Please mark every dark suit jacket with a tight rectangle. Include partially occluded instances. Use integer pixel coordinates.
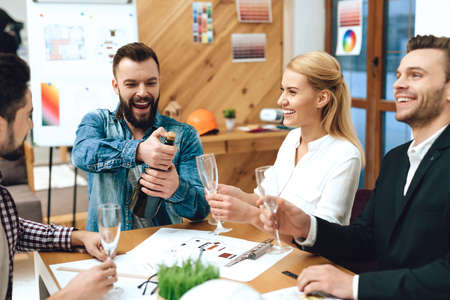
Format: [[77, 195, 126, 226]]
[[308, 124, 450, 299]]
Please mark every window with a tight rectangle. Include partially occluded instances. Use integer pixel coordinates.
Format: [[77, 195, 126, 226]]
[[326, 0, 416, 188]]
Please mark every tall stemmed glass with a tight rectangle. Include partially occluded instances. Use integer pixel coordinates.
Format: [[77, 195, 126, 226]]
[[196, 153, 232, 235], [255, 166, 290, 254], [98, 203, 123, 295]]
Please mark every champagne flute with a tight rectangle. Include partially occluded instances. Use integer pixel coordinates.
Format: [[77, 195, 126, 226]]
[[255, 166, 291, 254], [196, 153, 232, 235], [98, 203, 123, 296]]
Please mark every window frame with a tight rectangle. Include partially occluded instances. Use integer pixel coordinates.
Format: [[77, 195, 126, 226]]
[[325, 0, 398, 188]]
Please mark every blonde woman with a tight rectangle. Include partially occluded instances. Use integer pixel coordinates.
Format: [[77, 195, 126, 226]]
[[207, 51, 364, 227]]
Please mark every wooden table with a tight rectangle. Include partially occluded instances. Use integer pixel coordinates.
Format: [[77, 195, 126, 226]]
[[35, 221, 350, 299], [200, 130, 289, 155]]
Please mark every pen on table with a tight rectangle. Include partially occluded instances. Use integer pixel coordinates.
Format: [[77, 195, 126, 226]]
[[282, 270, 298, 279], [282, 272, 335, 299]]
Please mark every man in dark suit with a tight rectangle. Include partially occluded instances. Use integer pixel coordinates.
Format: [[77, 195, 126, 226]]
[[259, 35, 450, 299]]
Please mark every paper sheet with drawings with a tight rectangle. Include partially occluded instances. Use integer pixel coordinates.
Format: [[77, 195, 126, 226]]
[[49, 254, 158, 299], [263, 286, 342, 300], [127, 228, 292, 282], [49, 227, 292, 299]]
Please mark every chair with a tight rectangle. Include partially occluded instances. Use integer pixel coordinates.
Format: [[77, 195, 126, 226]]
[[350, 188, 372, 224], [0, 141, 42, 222], [339, 188, 378, 273]]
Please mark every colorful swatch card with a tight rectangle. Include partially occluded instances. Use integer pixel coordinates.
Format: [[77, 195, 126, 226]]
[[336, 0, 363, 56], [193, 2, 213, 44], [231, 33, 266, 63], [236, 0, 272, 23], [41, 82, 60, 126]]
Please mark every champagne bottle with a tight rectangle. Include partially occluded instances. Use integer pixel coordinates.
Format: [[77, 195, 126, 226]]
[[129, 131, 176, 218]]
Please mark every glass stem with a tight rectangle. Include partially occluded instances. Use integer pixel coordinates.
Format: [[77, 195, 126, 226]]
[[216, 220, 225, 230], [273, 218, 282, 247], [274, 229, 282, 248]]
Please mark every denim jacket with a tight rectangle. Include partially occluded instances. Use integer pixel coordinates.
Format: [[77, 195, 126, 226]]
[[72, 109, 209, 231]]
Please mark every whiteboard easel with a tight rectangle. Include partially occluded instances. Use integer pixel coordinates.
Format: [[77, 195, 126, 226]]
[[27, 0, 138, 147], [26, 0, 138, 224]]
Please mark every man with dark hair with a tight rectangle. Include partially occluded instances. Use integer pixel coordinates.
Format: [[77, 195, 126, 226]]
[[0, 54, 117, 300], [259, 34, 450, 299], [72, 42, 209, 231]]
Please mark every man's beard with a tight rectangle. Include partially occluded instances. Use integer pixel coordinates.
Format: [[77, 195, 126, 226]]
[[1, 128, 25, 161], [397, 86, 445, 128], [119, 94, 159, 129]]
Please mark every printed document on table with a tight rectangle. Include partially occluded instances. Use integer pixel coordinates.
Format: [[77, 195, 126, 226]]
[[127, 228, 292, 282], [263, 286, 342, 300], [50, 254, 157, 299]]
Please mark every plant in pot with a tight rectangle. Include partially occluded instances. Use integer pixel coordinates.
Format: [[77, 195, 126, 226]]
[[157, 258, 220, 300], [223, 108, 236, 132]]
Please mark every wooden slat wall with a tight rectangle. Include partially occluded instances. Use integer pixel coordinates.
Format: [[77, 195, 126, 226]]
[[137, 0, 284, 192], [137, 0, 283, 127]]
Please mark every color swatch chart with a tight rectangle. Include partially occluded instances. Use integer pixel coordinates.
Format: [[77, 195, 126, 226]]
[[339, 0, 361, 27], [236, 0, 272, 23], [232, 33, 266, 63], [192, 2, 213, 44], [336, 0, 362, 56], [41, 82, 60, 126]]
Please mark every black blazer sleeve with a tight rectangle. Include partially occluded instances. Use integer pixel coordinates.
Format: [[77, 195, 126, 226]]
[[305, 125, 450, 300]]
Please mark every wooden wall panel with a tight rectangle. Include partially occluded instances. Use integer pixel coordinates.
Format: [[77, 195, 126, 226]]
[[137, 0, 283, 128], [137, 0, 284, 192], [202, 131, 288, 191], [217, 151, 278, 193]]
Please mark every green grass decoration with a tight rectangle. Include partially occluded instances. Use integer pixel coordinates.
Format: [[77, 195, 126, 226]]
[[157, 258, 220, 300]]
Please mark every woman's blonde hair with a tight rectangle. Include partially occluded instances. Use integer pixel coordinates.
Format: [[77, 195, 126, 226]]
[[287, 51, 365, 166]]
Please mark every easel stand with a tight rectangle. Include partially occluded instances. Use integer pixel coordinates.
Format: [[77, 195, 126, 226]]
[[46, 147, 53, 224], [46, 146, 78, 227]]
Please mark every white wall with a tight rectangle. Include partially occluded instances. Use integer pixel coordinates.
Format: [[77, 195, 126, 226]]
[[0, 0, 26, 20], [415, 0, 450, 37], [284, 0, 326, 68]]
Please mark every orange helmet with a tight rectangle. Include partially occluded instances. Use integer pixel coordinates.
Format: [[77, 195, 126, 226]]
[[186, 108, 219, 136]]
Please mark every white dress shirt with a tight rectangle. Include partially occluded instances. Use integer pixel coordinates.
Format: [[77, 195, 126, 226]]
[[256, 128, 362, 225], [298, 124, 448, 300]]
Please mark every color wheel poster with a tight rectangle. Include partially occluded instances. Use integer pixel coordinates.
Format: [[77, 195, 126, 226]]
[[336, 0, 362, 56]]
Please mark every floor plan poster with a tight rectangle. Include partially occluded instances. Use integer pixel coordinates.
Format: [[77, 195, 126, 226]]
[[27, 0, 138, 146], [336, 0, 363, 56], [96, 27, 129, 63], [236, 0, 272, 23], [41, 82, 60, 126], [192, 2, 213, 44], [44, 25, 86, 61]]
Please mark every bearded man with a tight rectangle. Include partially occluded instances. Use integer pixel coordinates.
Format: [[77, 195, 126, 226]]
[[72, 43, 209, 231], [0, 53, 117, 300]]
